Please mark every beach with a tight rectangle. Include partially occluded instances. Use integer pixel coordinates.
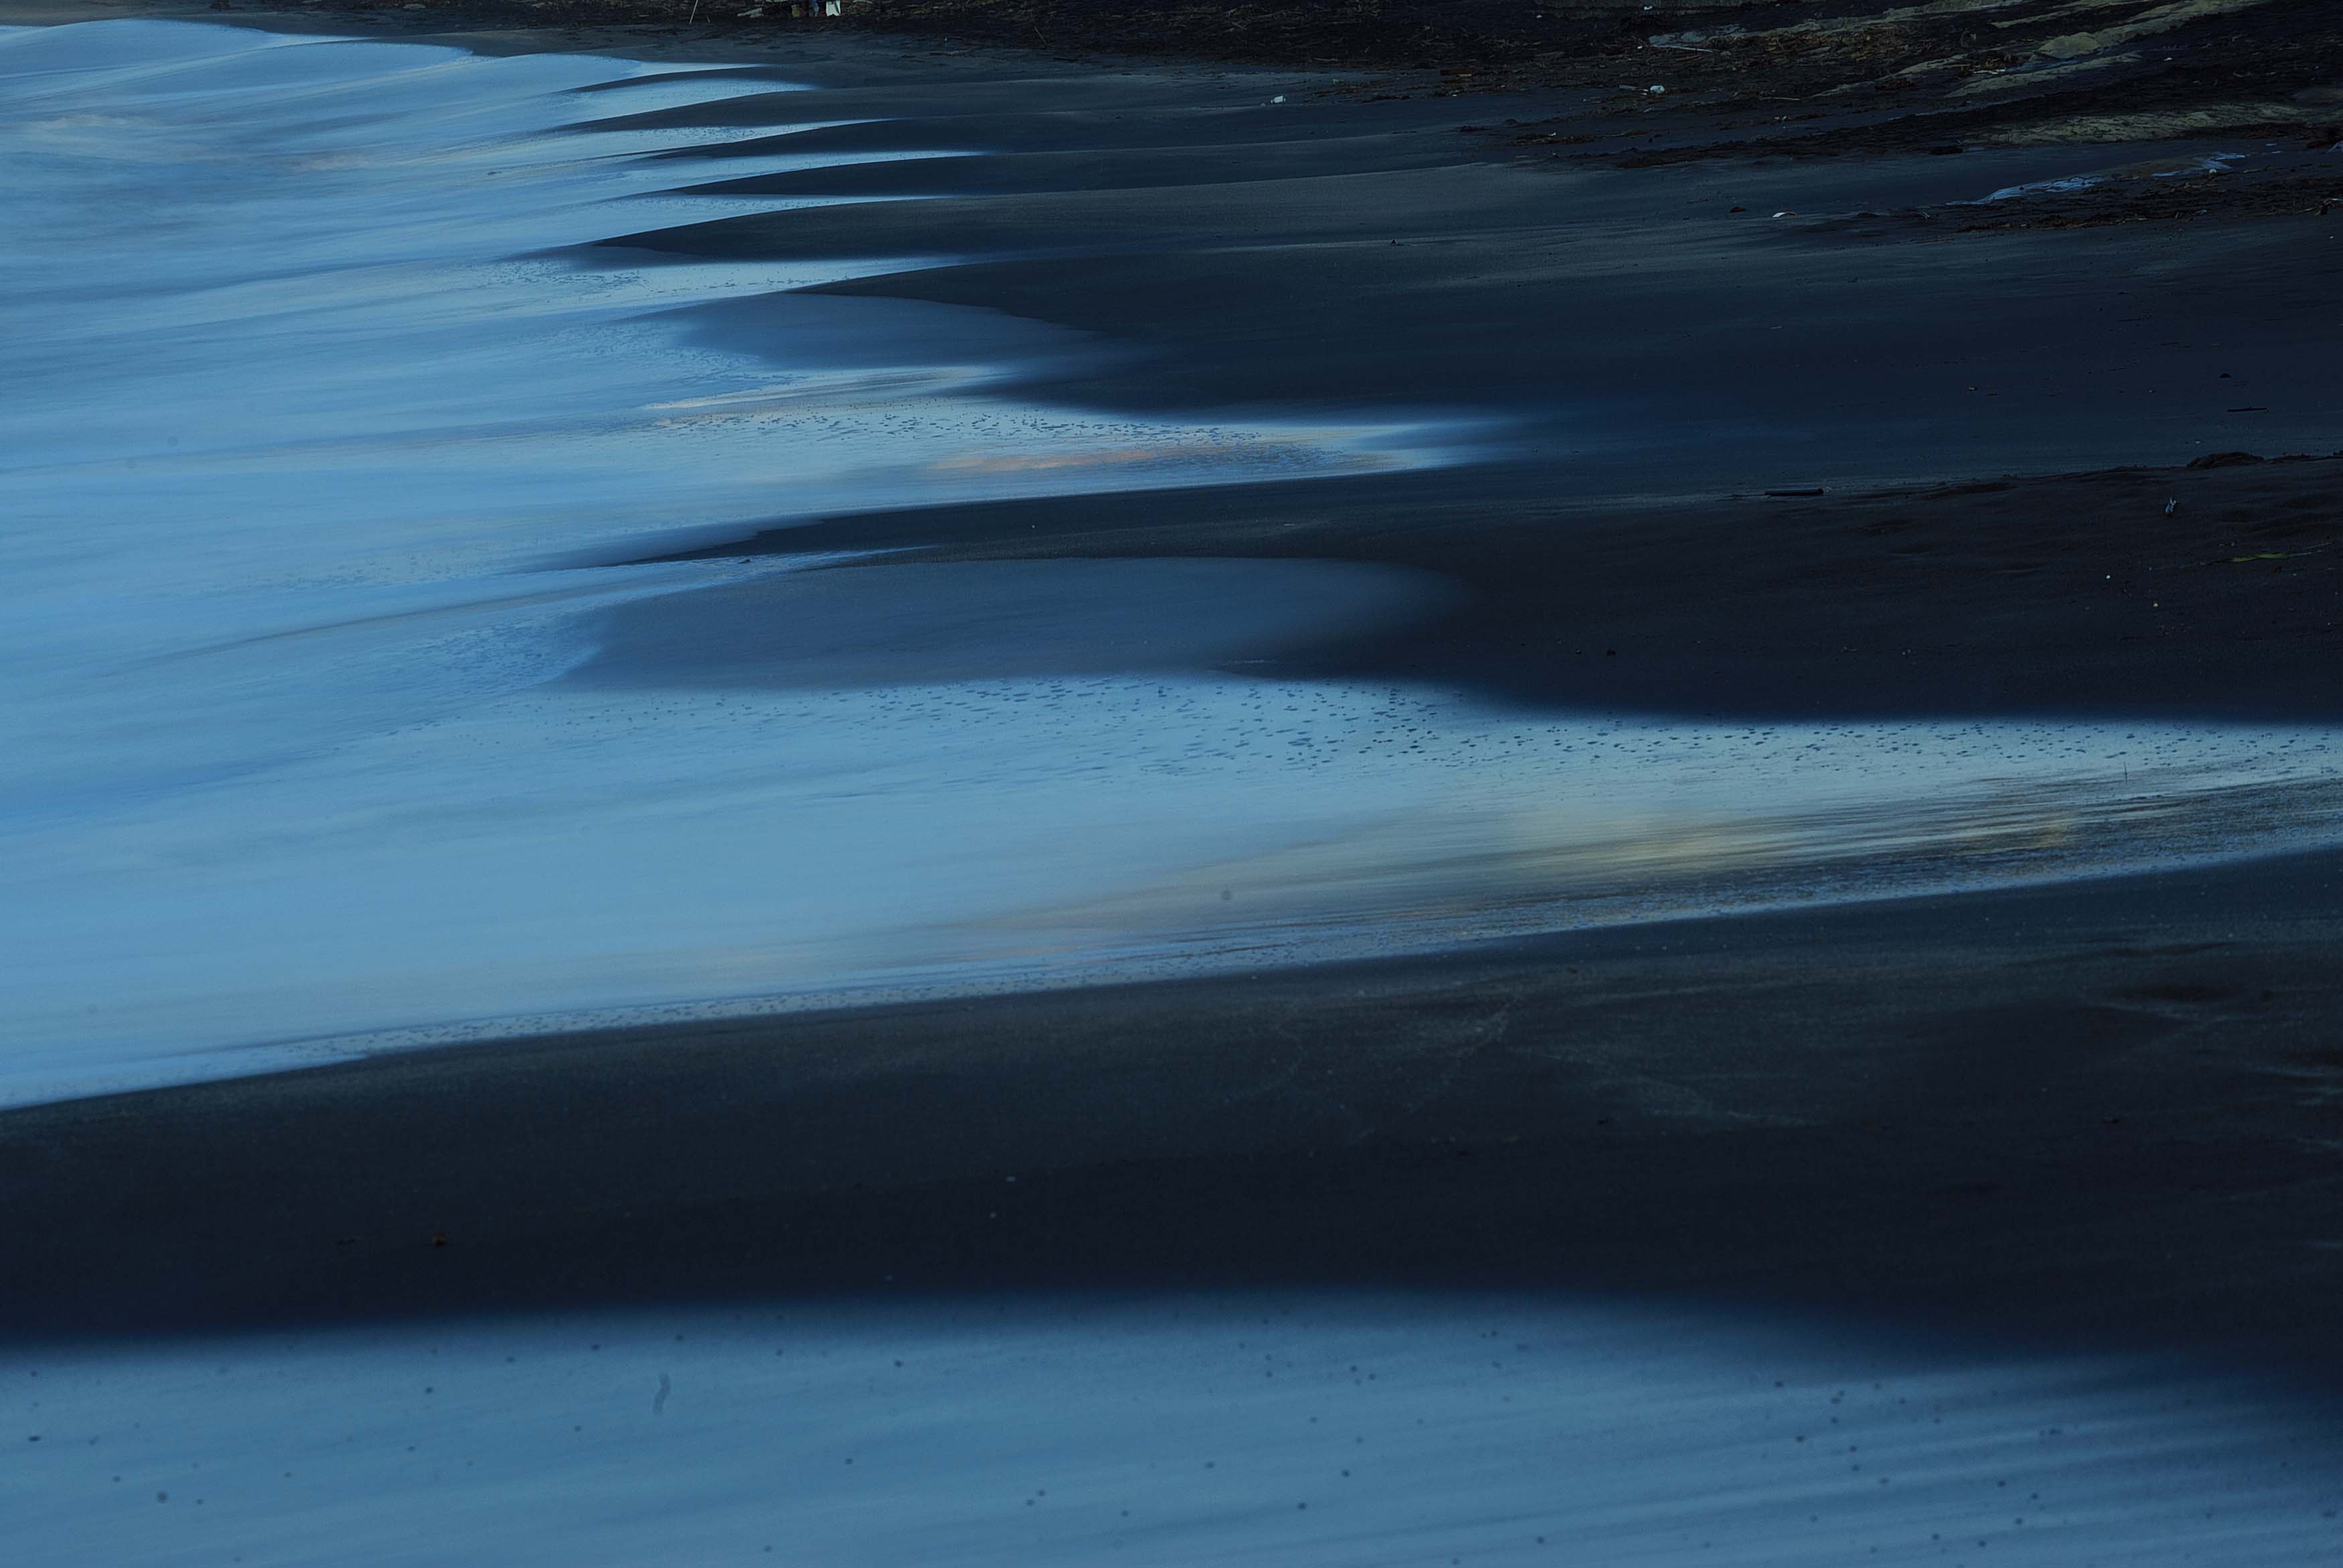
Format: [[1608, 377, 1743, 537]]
[[3, 3, 2340, 1561], [10, 845, 2343, 1359]]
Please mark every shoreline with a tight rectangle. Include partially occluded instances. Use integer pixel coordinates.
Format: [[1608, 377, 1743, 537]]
[[644, 452, 2343, 723], [5, 843, 2342, 1374], [3, 5, 2340, 1406]]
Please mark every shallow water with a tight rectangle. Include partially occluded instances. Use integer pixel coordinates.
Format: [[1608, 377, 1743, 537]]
[[9, 21, 2343, 1566], [5, 19, 2343, 1108], [7, 1293, 2340, 1566]]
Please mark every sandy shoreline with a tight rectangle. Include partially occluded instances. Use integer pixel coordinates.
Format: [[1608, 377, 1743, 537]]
[[2, 0, 2339, 1399], [650, 452, 2343, 722], [6, 14, 2343, 1561], [7, 845, 2342, 1381]]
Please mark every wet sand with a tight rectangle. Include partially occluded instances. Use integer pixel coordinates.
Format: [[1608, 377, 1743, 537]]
[[7, 845, 2343, 1382], [650, 452, 2343, 721], [3, 0, 2340, 1405], [569, 14, 2339, 725]]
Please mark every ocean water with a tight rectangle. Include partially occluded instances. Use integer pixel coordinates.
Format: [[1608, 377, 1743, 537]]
[[8, 1292, 2342, 1566], [8, 22, 2343, 1567], [5, 18, 2343, 1109]]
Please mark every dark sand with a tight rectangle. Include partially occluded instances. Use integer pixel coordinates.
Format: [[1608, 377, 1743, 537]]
[[588, 25, 2340, 721], [644, 453, 2343, 721], [7, 849, 2342, 1381], [3, 3, 2339, 1393]]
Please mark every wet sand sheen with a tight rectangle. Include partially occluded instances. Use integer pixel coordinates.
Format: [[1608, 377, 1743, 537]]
[[10, 1296, 2342, 1565], [8, 847, 2343, 1559]]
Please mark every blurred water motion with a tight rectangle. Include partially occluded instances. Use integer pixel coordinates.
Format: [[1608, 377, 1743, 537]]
[[2, 20, 2340, 1109], [7, 1293, 2340, 1567]]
